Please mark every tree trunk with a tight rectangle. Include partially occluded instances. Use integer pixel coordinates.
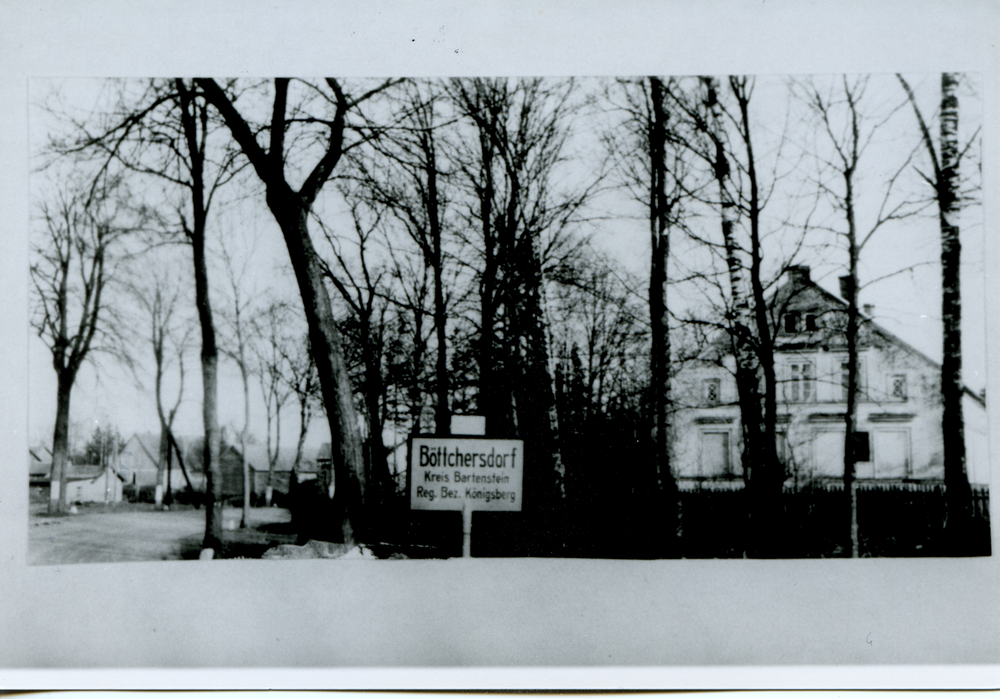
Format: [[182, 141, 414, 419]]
[[156, 424, 170, 507], [703, 78, 764, 475], [477, 127, 499, 434], [164, 434, 174, 507], [897, 72, 973, 552], [511, 226, 566, 507], [168, 430, 197, 504], [425, 134, 451, 436], [293, 396, 310, 471], [647, 76, 679, 554], [734, 77, 782, 558], [843, 260, 861, 558], [175, 78, 223, 551], [361, 313, 392, 521], [939, 72, 972, 545], [192, 202, 222, 550], [266, 188, 366, 545], [48, 371, 74, 514], [201, 353, 224, 550], [702, 76, 767, 555], [154, 332, 168, 508], [407, 305, 426, 436], [239, 363, 251, 528]]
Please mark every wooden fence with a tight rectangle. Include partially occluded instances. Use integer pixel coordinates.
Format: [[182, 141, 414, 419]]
[[674, 481, 990, 558], [461, 481, 991, 558]]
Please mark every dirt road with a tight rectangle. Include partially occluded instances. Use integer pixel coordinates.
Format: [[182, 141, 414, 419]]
[[29, 504, 292, 566]]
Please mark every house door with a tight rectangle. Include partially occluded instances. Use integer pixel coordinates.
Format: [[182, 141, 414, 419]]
[[874, 429, 910, 478], [700, 431, 730, 477]]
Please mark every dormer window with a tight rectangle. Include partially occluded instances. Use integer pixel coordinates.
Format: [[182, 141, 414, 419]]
[[783, 312, 799, 333]]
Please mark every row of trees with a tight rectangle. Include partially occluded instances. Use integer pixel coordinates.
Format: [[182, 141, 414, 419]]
[[31, 74, 980, 556]]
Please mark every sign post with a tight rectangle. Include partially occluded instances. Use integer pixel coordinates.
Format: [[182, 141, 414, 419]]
[[462, 502, 473, 557], [409, 437, 524, 557]]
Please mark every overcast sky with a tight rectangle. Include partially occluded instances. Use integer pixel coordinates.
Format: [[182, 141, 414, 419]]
[[26, 74, 986, 454]]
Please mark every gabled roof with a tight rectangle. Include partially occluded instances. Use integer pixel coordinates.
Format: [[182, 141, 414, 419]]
[[124, 432, 161, 463], [29, 445, 51, 461], [34, 462, 116, 482], [121, 432, 199, 465], [769, 266, 985, 408], [29, 455, 51, 478], [65, 463, 110, 481], [231, 444, 323, 473]]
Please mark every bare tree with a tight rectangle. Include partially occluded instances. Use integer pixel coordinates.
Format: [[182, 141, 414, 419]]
[[447, 78, 600, 510], [385, 233, 434, 437], [697, 77, 775, 550], [127, 264, 193, 507], [280, 333, 322, 498], [603, 76, 686, 553], [30, 176, 134, 514], [898, 73, 978, 548], [254, 301, 295, 507], [660, 75, 803, 555], [548, 256, 649, 520], [196, 77, 400, 545], [318, 194, 397, 518], [46, 77, 245, 550], [218, 231, 259, 528], [351, 80, 456, 435], [796, 75, 921, 556]]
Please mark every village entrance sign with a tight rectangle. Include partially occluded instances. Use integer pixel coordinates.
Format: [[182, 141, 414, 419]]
[[408, 436, 524, 556]]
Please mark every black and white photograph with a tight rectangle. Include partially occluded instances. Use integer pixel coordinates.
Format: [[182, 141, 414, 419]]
[[1, 0, 998, 687], [24, 72, 990, 563]]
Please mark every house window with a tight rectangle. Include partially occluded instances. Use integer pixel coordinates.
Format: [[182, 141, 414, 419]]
[[891, 374, 907, 401], [703, 378, 721, 406], [787, 362, 814, 402], [776, 431, 792, 471], [853, 431, 870, 463], [805, 314, 817, 331], [840, 359, 865, 401], [784, 312, 799, 333], [700, 431, 731, 477]]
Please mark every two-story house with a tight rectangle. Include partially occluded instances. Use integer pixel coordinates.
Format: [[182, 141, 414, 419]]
[[671, 265, 989, 489]]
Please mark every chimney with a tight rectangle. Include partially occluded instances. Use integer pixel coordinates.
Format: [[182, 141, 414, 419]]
[[787, 265, 811, 286], [839, 275, 855, 301], [863, 303, 874, 317]]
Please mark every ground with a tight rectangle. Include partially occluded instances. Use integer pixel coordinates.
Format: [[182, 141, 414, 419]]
[[29, 501, 295, 565]]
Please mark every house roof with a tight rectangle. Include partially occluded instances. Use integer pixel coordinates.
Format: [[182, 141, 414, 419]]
[[711, 265, 986, 408], [66, 463, 111, 481], [240, 444, 321, 473], [124, 432, 161, 463], [769, 266, 986, 408], [30, 447, 119, 481], [121, 432, 200, 466], [31, 461, 117, 482], [29, 455, 51, 478]]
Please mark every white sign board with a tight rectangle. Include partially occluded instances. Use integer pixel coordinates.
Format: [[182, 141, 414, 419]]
[[409, 438, 523, 512]]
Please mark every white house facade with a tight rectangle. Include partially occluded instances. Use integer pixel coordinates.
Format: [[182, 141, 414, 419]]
[[672, 266, 989, 489]]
